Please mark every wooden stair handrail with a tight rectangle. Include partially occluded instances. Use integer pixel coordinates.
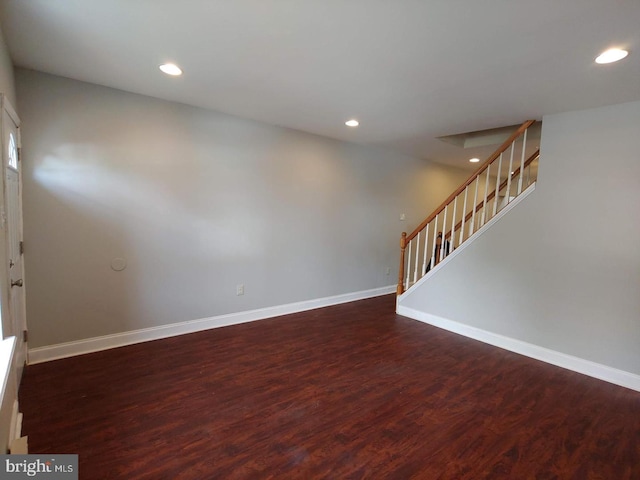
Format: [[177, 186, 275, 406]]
[[405, 119, 536, 243], [443, 149, 539, 241]]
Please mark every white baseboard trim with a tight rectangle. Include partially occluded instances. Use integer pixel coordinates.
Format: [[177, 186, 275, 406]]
[[29, 285, 396, 365], [397, 305, 640, 393]]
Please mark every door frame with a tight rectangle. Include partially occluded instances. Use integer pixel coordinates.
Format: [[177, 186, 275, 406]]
[[0, 94, 27, 377]]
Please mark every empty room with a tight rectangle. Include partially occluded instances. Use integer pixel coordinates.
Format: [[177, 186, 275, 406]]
[[0, 1, 638, 478]]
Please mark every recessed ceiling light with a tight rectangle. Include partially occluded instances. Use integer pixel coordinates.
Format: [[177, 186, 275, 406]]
[[595, 48, 629, 64], [345, 119, 359, 127], [159, 63, 183, 76], [469, 158, 480, 163]]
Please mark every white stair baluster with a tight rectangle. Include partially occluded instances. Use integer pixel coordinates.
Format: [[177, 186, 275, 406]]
[[481, 165, 490, 226], [413, 232, 420, 284], [493, 153, 503, 216], [459, 186, 468, 246], [506, 141, 515, 205], [450, 196, 457, 251], [470, 176, 479, 237], [517, 128, 528, 195], [440, 204, 448, 261], [422, 223, 429, 276], [405, 240, 412, 290], [431, 215, 439, 269]]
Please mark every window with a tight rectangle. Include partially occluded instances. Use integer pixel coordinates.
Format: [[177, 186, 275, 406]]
[[8, 133, 17, 169]]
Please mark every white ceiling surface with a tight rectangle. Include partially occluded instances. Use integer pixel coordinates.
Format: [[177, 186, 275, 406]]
[[1, 0, 639, 167]]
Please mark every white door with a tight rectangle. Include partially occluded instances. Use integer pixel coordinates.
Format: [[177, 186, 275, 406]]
[[2, 101, 26, 377]]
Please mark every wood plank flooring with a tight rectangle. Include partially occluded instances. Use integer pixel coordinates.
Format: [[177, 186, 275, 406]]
[[19, 295, 640, 479]]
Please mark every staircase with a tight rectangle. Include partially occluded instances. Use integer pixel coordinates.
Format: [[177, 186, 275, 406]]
[[397, 120, 539, 296]]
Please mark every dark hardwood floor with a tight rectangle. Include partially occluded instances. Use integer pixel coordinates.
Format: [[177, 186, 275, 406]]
[[20, 295, 640, 479]]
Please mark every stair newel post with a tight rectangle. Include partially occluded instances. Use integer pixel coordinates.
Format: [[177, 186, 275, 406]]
[[397, 232, 407, 295]]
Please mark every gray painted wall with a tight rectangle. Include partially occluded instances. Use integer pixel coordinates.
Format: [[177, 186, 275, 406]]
[[0, 25, 16, 109], [400, 101, 640, 375], [16, 68, 472, 348]]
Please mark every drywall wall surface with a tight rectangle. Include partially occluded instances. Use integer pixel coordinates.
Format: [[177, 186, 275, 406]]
[[400, 101, 640, 375], [16, 68, 471, 348], [0, 25, 16, 109]]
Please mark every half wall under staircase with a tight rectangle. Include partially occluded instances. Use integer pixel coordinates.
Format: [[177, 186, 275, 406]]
[[394, 104, 640, 393], [397, 120, 539, 297]]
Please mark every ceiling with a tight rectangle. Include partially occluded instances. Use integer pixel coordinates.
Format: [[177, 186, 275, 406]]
[[1, 0, 638, 169]]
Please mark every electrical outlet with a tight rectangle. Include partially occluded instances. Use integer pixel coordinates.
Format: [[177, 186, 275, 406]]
[[385, 267, 391, 276], [236, 284, 244, 296], [400, 213, 406, 221]]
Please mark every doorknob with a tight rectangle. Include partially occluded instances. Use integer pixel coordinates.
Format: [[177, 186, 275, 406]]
[[11, 279, 23, 287]]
